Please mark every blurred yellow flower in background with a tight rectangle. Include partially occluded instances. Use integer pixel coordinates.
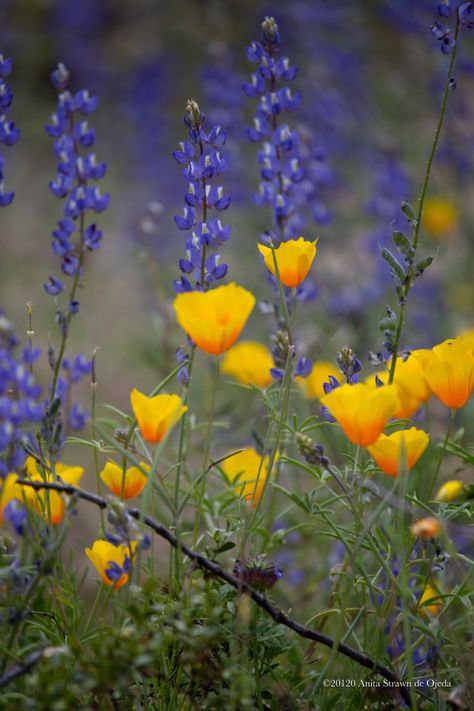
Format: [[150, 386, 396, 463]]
[[422, 197, 458, 238], [221, 341, 274, 388], [299, 361, 340, 399], [130, 389, 187, 444], [258, 237, 317, 287], [221, 447, 275, 507], [85, 539, 137, 590], [100, 461, 149, 499], [419, 583, 442, 617], [435, 480, 465, 502], [173, 283, 255, 355], [367, 427, 429, 477], [320, 383, 399, 446], [0, 473, 22, 524]]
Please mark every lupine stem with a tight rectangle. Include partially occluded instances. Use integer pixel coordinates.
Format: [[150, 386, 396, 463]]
[[49, 195, 86, 404], [389, 18, 459, 384], [192, 355, 219, 546], [238, 349, 293, 558], [90, 347, 104, 533]]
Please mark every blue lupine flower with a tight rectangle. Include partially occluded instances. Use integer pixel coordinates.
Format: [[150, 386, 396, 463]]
[[0, 312, 42, 478], [336, 347, 361, 384], [45, 63, 109, 304], [431, 20, 457, 53], [172, 99, 231, 292], [459, 1, 474, 28], [244, 17, 311, 245], [4, 499, 27, 535], [0, 52, 20, 207]]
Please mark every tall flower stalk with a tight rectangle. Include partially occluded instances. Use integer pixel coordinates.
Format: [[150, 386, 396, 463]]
[[384, 10, 465, 382], [42, 63, 109, 458], [171, 100, 231, 579]]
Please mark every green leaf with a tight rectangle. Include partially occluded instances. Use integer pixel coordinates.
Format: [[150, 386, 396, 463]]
[[400, 199, 416, 220], [381, 248, 407, 282], [392, 230, 414, 259], [414, 255, 433, 276], [445, 440, 474, 465], [214, 541, 236, 555], [379, 316, 397, 332]]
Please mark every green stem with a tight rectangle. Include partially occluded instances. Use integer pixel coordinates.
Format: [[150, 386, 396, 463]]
[[270, 246, 294, 345], [192, 355, 219, 546], [90, 348, 105, 533], [50, 210, 86, 402], [389, 20, 459, 383], [238, 350, 293, 558]]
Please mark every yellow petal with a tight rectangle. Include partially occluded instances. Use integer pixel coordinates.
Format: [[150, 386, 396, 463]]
[[173, 283, 256, 355], [130, 389, 187, 444], [221, 447, 275, 507], [258, 237, 317, 288], [220, 341, 274, 388], [435, 480, 465, 502], [100, 461, 148, 499], [300, 361, 340, 400], [321, 383, 399, 446]]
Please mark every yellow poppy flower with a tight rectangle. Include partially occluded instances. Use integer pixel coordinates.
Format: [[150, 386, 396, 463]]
[[300, 361, 340, 399], [221, 447, 275, 507], [220, 341, 273, 388], [367, 427, 429, 477], [419, 584, 442, 617], [0, 473, 22, 524], [413, 337, 474, 409], [22, 456, 84, 525], [320, 383, 399, 446], [458, 328, 474, 349], [85, 539, 137, 590], [422, 197, 458, 238], [100, 461, 149, 499], [257, 237, 317, 288], [173, 283, 256, 355], [365, 353, 432, 419], [130, 389, 187, 444], [435, 480, 465, 502], [411, 517, 442, 540]]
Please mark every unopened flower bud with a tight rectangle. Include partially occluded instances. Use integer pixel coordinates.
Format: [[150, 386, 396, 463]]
[[296, 433, 329, 467]]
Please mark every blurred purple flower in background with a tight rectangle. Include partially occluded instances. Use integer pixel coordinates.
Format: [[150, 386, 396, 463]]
[[0, 312, 42, 478], [0, 51, 19, 207]]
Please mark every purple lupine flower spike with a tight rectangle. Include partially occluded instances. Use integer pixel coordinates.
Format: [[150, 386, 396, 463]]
[[0, 52, 20, 207], [0, 311, 42, 478], [172, 99, 231, 293], [45, 63, 109, 303]]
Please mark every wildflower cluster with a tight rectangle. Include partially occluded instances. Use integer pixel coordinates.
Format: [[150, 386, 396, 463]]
[[0, 314, 42, 478], [45, 62, 109, 305], [244, 17, 302, 241], [0, 52, 19, 207], [173, 100, 230, 292], [0, 10, 473, 711], [432, 2, 474, 53]]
